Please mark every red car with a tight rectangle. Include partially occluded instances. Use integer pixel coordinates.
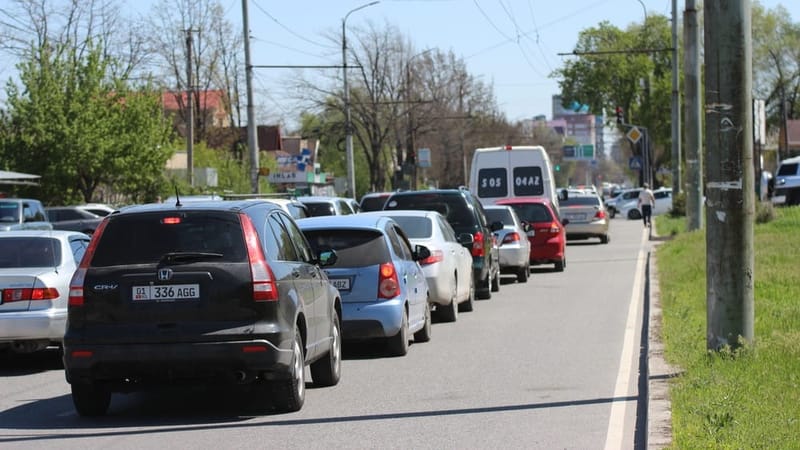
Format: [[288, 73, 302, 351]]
[[495, 198, 567, 272]]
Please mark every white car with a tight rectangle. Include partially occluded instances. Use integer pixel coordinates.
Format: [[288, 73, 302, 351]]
[[605, 188, 642, 218], [483, 205, 531, 282], [362, 210, 475, 322], [76, 203, 117, 217], [0, 230, 91, 353], [619, 188, 673, 220]]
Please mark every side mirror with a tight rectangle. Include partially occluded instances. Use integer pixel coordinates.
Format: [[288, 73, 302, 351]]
[[490, 220, 504, 232], [413, 244, 431, 262], [520, 221, 532, 232], [457, 233, 474, 246], [559, 189, 569, 201], [317, 248, 338, 267], [561, 218, 570, 226]]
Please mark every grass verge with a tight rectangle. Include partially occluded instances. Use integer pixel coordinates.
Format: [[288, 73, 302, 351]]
[[654, 206, 800, 448]]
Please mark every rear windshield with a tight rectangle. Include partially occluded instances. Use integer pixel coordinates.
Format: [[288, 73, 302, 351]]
[[484, 208, 513, 225], [384, 194, 477, 234], [504, 203, 553, 223], [91, 211, 247, 267], [0, 202, 21, 223], [777, 163, 798, 177], [561, 196, 601, 207], [303, 229, 389, 267], [304, 202, 336, 216], [0, 237, 62, 268], [385, 216, 432, 239], [360, 195, 389, 212]]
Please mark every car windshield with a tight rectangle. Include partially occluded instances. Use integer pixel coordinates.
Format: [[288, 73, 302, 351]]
[[360, 195, 389, 212], [303, 229, 390, 267], [304, 202, 336, 216], [0, 237, 62, 268], [384, 194, 476, 234], [385, 216, 433, 239], [0, 202, 21, 222], [505, 203, 552, 223], [91, 211, 247, 267], [777, 162, 798, 176], [484, 208, 514, 225]]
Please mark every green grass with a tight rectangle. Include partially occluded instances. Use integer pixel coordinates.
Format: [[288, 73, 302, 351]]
[[654, 207, 800, 448]]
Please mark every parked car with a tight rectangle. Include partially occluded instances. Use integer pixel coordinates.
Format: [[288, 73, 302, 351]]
[[605, 188, 643, 218], [223, 193, 310, 220], [63, 200, 342, 416], [0, 230, 91, 353], [76, 203, 117, 217], [299, 196, 357, 216], [362, 210, 475, 322], [383, 188, 502, 299], [495, 198, 568, 272], [559, 192, 610, 244], [298, 214, 432, 356], [45, 206, 104, 235], [772, 155, 800, 206], [484, 205, 532, 282], [0, 198, 52, 231], [359, 192, 393, 212], [619, 188, 673, 220]]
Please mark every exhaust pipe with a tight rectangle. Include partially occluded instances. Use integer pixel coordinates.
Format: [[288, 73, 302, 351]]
[[234, 371, 248, 383]]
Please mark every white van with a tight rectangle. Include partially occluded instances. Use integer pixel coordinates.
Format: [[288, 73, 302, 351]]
[[468, 145, 559, 209]]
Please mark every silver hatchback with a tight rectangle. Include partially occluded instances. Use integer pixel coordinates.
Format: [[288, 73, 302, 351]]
[[483, 205, 532, 282]]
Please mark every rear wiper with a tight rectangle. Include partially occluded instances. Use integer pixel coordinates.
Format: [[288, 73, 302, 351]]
[[159, 252, 224, 263]]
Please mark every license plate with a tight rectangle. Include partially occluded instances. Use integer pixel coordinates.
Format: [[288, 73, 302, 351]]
[[132, 284, 200, 301], [330, 278, 351, 291], [566, 213, 586, 221]]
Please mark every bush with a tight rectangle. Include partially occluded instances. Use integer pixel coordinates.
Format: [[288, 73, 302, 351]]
[[670, 191, 686, 217], [755, 200, 776, 224]]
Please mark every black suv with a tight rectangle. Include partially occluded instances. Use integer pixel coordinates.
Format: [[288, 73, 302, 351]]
[[383, 188, 502, 299], [63, 200, 342, 416]]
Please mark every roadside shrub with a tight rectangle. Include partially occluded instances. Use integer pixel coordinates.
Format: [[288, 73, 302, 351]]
[[755, 201, 776, 224], [670, 192, 686, 217]]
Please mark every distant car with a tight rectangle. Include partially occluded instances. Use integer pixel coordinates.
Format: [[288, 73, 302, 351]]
[[164, 194, 224, 204], [619, 188, 673, 220], [359, 192, 393, 212], [559, 193, 610, 244], [772, 155, 800, 206], [222, 194, 310, 220], [0, 198, 52, 231], [346, 198, 362, 214], [484, 205, 532, 282], [0, 230, 91, 353], [495, 198, 567, 272], [63, 200, 342, 416], [362, 210, 475, 322], [605, 188, 642, 219], [45, 206, 104, 235], [298, 214, 432, 356], [383, 188, 502, 300], [298, 196, 357, 217], [76, 203, 117, 217]]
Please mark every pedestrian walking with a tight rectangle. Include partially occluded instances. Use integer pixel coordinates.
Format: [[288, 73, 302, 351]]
[[638, 183, 656, 227]]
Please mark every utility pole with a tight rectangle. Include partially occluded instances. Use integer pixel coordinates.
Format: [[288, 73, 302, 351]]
[[684, 0, 703, 230], [670, 0, 681, 195], [704, 0, 755, 351], [242, 0, 259, 194], [185, 29, 195, 187]]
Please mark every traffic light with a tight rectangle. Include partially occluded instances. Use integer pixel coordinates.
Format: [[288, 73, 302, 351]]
[[615, 106, 624, 124], [554, 164, 561, 172]]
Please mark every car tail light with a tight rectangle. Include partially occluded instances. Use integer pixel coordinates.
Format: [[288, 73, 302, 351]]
[[419, 249, 444, 266], [594, 210, 606, 219], [547, 221, 562, 234], [378, 262, 400, 299], [240, 214, 278, 302], [471, 231, 485, 257], [502, 232, 521, 244], [2, 288, 59, 302], [68, 218, 109, 307]]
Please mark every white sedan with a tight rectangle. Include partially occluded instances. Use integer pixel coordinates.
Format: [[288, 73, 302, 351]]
[[619, 188, 673, 220], [362, 210, 475, 322], [0, 230, 91, 353]]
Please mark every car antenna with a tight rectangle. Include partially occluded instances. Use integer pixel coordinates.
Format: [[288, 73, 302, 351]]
[[174, 186, 182, 207]]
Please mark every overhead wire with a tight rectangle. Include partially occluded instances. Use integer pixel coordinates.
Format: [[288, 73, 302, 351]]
[[250, 0, 337, 50]]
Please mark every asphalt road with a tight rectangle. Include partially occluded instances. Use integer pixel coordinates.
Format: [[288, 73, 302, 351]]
[[0, 218, 651, 450]]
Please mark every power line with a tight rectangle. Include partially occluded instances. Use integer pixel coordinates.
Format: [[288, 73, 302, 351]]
[[250, 0, 336, 50]]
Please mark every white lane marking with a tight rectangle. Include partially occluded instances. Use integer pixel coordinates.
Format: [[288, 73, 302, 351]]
[[604, 227, 647, 450]]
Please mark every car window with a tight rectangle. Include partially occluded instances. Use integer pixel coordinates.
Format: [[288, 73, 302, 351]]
[[0, 237, 62, 268], [277, 213, 314, 263], [560, 196, 601, 207], [360, 195, 389, 212], [387, 215, 432, 239], [438, 216, 458, 242], [0, 202, 20, 223], [338, 200, 354, 215], [386, 193, 477, 235], [305, 202, 336, 216], [267, 213, 299, 261], [484, 208, 513, 225], [303, 229, 390, 267], [506, 203, 552, 223], [386, 225, 413, 260], [777, 162, 798, 176], [23, 202, 46, 222], [654, 191, 671, 200], [91, 211, 247, 266], [70, 237, 90, 263]]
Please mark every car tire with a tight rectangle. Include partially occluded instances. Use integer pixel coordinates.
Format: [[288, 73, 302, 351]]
[[310, 310, 342, 387], [459, 276, 475, 312], [600, 234, 610, 244], [387, 309, 409, 356], [271, 327, 305, 412], [439, 276, 459, 322], [517, 263, 529, 282], [609, 207, 616, 218], [555, 258, 565, 272], [71, 383, 111, 417], [413, 302, 432, 343], [476, 272, 492, 300], [628, 209, 641, 220], [491, 269, 500, 292]]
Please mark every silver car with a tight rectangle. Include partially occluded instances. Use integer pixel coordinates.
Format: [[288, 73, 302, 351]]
[[0, 230, 91, 353], [560, 193, 610, 244], [484, 205, 532, 282]]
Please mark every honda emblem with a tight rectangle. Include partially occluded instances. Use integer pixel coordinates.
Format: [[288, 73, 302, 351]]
[[158, 268, 173, 281]]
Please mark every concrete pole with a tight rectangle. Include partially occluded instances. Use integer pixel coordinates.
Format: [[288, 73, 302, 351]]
[[704, 0, 755, 350], [671, 0, 682, 195], [684, 0, 703, 230], [242, 0, 259, 194], [185, 30, 194, 187]]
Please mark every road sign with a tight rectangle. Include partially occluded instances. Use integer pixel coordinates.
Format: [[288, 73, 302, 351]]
[[417, 148, 431, 168], [629, 156, 642, 170], [626, 127, 642, 144]]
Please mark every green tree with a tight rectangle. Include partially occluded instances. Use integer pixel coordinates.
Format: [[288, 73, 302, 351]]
[[2, 41, 173, 204]]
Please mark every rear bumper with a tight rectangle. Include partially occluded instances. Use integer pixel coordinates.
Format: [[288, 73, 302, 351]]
[[566, 222, 608, 239], [529, 239, 563, 264], [0, 309, 66, 343], [498, 244, 528, 270], [341, 299, 404, 340]]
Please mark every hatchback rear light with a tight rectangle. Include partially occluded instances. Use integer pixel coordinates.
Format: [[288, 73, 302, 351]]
[[549, 221, 562, 234], [68, 218, 109, 307], [471, 231, 485, 257], [419, 249, 444, 266], [378, 262, 400, 299], [502, 232, 521, 244], [240, 214, 278, 302], [2, 288, 59, 302], [594, 210, 607, 220]]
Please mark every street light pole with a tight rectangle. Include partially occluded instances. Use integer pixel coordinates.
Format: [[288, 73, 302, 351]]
[[343, 1, 379, 200]]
